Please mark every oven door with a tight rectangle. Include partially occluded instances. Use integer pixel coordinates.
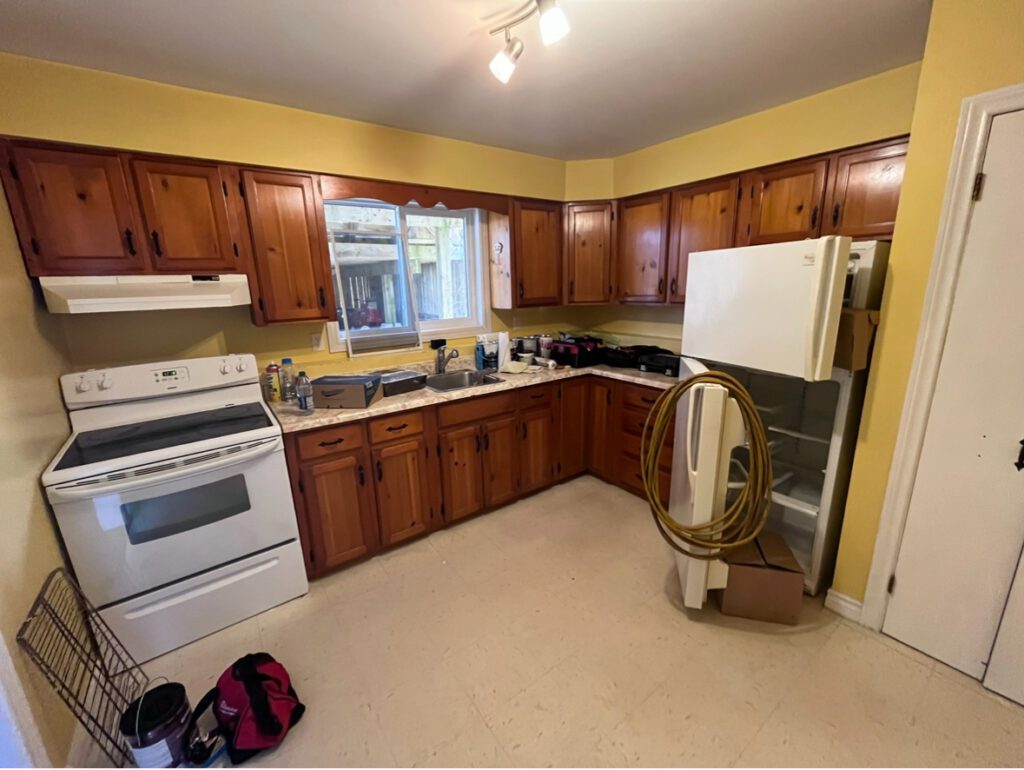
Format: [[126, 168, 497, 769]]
[[47, 436, 299, 607]]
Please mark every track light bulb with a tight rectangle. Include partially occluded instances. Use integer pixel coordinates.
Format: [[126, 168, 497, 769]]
[[490, 36, 524, 84], [538, 0, 570, 45]]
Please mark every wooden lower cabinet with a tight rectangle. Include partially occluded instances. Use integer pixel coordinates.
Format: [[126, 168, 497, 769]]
[[558, 378, 588, 479], [300, 449, 378, 572], [372, 436, 433, 546], [519, 405, 556, 493], [483, 415, 520, 507], [440, 424, 486, 522], [587, 378, 616, 480]]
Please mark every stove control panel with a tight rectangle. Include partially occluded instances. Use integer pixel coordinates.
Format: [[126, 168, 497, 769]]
[[61, 354, 260, 410]]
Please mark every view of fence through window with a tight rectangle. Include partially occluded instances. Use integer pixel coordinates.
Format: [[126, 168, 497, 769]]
[[323, 201, 472, 345]]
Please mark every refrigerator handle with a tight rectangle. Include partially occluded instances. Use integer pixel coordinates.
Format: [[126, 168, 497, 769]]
[[804, 240, 845, 380], [685, 386, 702, 484]]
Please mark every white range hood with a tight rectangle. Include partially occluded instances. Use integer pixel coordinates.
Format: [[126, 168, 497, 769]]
[[39, 274, 252, 314]]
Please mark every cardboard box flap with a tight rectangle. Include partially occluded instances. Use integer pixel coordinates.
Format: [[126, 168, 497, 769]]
[[833, 308, 881, 372], [723, 540, 765, 568], [756, 532, 804, 574]]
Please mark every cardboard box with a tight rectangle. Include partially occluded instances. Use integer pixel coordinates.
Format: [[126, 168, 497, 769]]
[[716, 532, 805, 625], [833, 308, 880, 372], [311, 374, 383, 409]]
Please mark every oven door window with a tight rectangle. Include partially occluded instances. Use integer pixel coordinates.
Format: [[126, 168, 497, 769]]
[[120, 474, 251, 545]]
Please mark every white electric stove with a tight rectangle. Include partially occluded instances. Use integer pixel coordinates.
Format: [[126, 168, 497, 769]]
[[42, 354, 308, 662]]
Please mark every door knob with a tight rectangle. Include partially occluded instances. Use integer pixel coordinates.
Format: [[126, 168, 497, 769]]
[[1014, 439, 1024, 471]]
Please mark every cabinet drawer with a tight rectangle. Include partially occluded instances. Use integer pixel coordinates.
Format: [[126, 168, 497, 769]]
[[621, 433, 673, 472], [438, 392, 516, 427], [620, 404, 672, 439], [620, 383, 664, 412], [296, 423, 364, 460], [369, 410, 424, 444], [619, 451, 672, 503], [517, 384, 555, 410]]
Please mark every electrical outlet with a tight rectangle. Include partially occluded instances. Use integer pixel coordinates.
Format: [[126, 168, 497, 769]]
[[311, 331, 324, 351]]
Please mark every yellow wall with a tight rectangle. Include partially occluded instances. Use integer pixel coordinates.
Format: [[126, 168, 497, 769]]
[[0, 196, 76, 765], [831, 0, 1024, 601], [564, 158, 615, 201], [612, 63, 921, 198]]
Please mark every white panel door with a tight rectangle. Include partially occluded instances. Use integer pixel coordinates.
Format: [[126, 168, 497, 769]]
[[883, 109, 1024, 681], [986, 552, 1024, 704], [682, 237, 850, 381]]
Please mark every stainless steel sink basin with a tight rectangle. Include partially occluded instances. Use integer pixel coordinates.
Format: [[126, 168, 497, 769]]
[[425, 370, 503, 392]]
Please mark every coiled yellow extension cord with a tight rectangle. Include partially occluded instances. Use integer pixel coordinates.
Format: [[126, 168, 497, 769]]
[[640, 370, 774, 560]]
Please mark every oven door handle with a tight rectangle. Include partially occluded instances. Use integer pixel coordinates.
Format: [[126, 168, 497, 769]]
[[48, 437, 283, 502]]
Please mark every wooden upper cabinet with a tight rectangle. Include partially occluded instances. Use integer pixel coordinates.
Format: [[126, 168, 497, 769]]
[[822, 139, 908, 239], [131, 159, 240, 273], [372, 436, 432, 546], [300, 449, 378, 571], [242, 169, 336, 323], [617, 192, 670, 303], [739, 158, 829, 245], [564, 202, 613, 304], [667, 177, 739, 303], [511, 199, 561, 306], [6, 144, 146, 275]]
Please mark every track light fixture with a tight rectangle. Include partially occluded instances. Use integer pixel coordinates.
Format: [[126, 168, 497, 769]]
[[488, 0, 570, 84]]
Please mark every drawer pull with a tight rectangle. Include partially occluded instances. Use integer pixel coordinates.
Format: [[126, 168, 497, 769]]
[[641, 396, 655, 404], [318, 437, 344, 447], [385, 423, 408, 432], [530, 393, 544, 400]]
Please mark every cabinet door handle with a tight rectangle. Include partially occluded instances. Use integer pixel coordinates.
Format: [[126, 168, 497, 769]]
[[318, 437, 344, 447], [832, 203, 842, 227], [475, 434, 481, 453], [150, 230, 163, 256], [657, 277, 664, 295], [385, 423, 408, 432], [669, 277, 677, 296], [518, 281, 524, 299], [810, 206, 819, 230], [521, 423, 527, 440], [358, 465, 365, 486], [318, 287, 326, 307], [483, 433, 490, 451], [124, 229, 137, 256], [568, 279, 574, 298], [376, 460, 383, 481]]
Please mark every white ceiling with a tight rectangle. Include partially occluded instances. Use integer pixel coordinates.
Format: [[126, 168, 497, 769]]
[[0, 0, 930, 159]]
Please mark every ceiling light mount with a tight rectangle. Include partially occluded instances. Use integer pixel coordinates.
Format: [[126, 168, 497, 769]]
[[487, 0, 570, 83]]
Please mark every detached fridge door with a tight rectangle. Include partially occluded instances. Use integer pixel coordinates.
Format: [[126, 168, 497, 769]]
[[682, 236, 851, 381], [669, 357, 745, 609]]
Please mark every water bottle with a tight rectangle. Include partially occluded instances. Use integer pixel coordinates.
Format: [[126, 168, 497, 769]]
[[296, 372, 314, 414], [280, 357, 297, 401]]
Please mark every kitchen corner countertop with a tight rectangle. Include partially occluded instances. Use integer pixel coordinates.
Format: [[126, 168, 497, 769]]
[[271, 365, 679, 434]]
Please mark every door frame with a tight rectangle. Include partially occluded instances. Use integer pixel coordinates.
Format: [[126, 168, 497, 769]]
[[861, 83, 1024, 630]]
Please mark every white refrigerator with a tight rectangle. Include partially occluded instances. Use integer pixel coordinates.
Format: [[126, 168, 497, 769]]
[[671, 237, 886, 606]]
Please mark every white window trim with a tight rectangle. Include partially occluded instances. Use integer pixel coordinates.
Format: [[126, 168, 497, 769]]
[[326, 205, 491, 354]]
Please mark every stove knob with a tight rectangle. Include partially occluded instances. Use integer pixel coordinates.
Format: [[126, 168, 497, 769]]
[[74, 378, 92, 393], [98, 375, 113, 391], [220, 361, 232, 375], [235, 359, 247, 373]]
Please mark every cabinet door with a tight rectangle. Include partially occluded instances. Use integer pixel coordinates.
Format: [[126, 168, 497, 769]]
[[8, 145, 145, 274], [558, 378, 588, 479], [300, 450, 378, 572], [740, 158, 828, 245], [483, 415, 520, 507], [132, 159, 241, 273], [373, 437, 432, 546], [565, 202, 613, 303], [588, 379, 616, 480], [512, 199, 561, 306], [519, 406, 555, 494], [617, 192, 670, 303], [439, 425, 486, 522], [667, 178, 738, 303], [242, 170, 336, 323], [822, 140, 907, 239]]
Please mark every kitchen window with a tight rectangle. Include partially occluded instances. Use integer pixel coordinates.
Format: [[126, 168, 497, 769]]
[[324, 200, 490, 354]]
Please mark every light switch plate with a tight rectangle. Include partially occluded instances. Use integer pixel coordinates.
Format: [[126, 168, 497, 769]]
[[311, 331, 325, 351]]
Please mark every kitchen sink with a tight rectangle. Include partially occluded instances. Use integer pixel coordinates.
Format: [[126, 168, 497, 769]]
[[425, 370, 503, 392]]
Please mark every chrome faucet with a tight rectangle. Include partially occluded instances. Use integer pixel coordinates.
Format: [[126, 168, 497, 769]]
[[432, 340, 459, 374]]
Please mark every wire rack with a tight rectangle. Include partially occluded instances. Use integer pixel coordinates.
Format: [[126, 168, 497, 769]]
[[17, 568, 149, 767]]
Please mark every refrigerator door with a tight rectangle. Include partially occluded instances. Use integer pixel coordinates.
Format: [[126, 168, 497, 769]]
[[669, 357, 745, 609], [682, 236, 851, 381]]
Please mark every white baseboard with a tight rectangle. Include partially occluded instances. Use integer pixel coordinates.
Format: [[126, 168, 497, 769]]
[[825, 589, 863, 622]]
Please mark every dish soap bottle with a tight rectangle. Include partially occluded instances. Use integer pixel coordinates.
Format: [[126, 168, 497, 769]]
[[296, 371, 314, 414]]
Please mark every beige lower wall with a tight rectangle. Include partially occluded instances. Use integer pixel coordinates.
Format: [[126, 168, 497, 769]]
[[0, 197, 76, 765]]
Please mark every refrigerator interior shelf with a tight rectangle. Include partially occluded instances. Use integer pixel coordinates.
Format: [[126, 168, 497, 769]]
[[771, 489, 820, 518], [767, 425, 830, 446]]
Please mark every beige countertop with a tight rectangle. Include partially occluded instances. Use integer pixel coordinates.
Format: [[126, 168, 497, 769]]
[[271, 364, 679, 434]]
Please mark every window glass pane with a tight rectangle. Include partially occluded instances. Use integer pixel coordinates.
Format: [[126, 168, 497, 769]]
[[324, 202, 415, 335], [405, 212, 470, 323], [121, 474, 251, 544]]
